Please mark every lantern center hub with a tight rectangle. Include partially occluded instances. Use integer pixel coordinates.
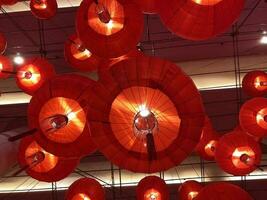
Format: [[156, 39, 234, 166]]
[[264, 115, 267, 122], [50, 114, 69, 129], [240, 153, 250, 164], [24, 71, 32, 79], [95, 2, 111, 24], [32, 151, 45, 164]]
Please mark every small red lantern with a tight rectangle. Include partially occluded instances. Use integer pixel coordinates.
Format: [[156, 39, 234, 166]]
[[0, 32, 7, 54], [133, 0, 157, 14], [195, 117, 219, 161], [242, 70, 267, 97], [178, 180, 203, 200], [157, 0, 245, 40], [28, 74, 97, 157], [195, 182, 253, 200], [215, 130, 261, 176], [65, 178, 105, 200], [0, 55, 13, 79], [16, 57, 55, 95], [30, 0, 58, 20], [240, 97, 267, 138], [76, 0, 144, 58], [137, 176, 169, 200], [0, 0, 18, 5], [87, 55, 205, 173], [18, 136, 79, 182]]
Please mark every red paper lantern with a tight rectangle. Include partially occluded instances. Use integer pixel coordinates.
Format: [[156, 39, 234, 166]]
[[240, 97, 267, 138], [0, 0, 18, 5], [178, 180, 203, 200], [195, 182, 253, 200], [28, 74, 97, 157], [0, 32, 7, 54], [157, 0, 245, 40], [0, 55, 13, 79], [65, 178, 105, 200], [133, 0, 157, 14], [195, 117, 220, 161], [137, 176, 169, 200], [18, 136, 78, 182], [76, 0, 144, 58], [30, 0, 58, 19], [16, 57, 56, 95], [87, 55, 205, 173], [242, 70, 267, 97], [215, 130, 261, 176]]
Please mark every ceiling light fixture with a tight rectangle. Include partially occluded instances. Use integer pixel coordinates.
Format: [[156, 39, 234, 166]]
[[13, 53, 24, 65], [260, 31, 267, 44]]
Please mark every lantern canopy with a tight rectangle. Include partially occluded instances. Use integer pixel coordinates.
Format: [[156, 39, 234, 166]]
[[240, 97, 267, 138], [156, 0, 245, 40], [178, 180, 203, 200], [16, 57, 56, 95], [136, 176, 169, 200], [87, 55, 205, 173], [65, 178, 105, 200], [242, 70, 267, 97], [215, 130, 261, 176], [30, 0, 58, 20], [28, 74, 97, 157], [133, 0, 157, 14], [76, 0, 144, 58], [195, 182, 253, 200], [0, 55, 13, 79], [18, 136, 78, 182], [0, 32, 7, 54]]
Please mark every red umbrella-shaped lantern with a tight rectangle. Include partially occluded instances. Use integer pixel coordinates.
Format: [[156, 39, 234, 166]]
[[242, 71, 267, 97], [195, 182, 253, 200], [65, 178, 105, 200], [178, 180, 203, 200], [0, 55, 13, 79], [0, 0, 18, 5], [195, 117, 220, 161], [30, 0, 58, 20], [132, 0, 157, 14], [0, 32, 7, 54], [18, 136, 79, 182], [16, 57, 55, 95], [240, 97, 267, 138], [137, 176, 169, 200], [28, 74, 97, 157], [87, 55, 205, 173], [157, 0, 245, 40], [64, 33, 102, 72], [215, 130, 261, 176], [76, 0, 144, 58]]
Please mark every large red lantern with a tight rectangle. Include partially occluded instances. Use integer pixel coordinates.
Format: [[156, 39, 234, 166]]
[[195, 182, 253, 200], [215, 130, 261, 176], [18, 136, 78, 182], [0, 32, 7, 54], [178, 180, 203, 200], [133, 0, 157, 14], [137, 176, 169, 200], [76, 0, 144, 58], [28, 74, 97, 157], [0, 55, 13, 79], [157, 0, 245, 40], [65, 178, 105, 200], [195, 117, 220, 161], [0, 0, 18, 5], [16, 57, 56, 95], [30, 0, 58, 20], [242, 71, 267, 97], [87, 55, 205, 173], [240, 97, 267, 138]]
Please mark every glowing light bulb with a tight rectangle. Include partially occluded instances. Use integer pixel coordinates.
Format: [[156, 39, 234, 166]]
[[139, 104, 151, 117], [107, 20, 114, 29], [13, 54, 24, 65], [188, 191, 199, 200], [260, 35, 267, 44], [0, 63, 3, 71], [67, 112, 77, 120]]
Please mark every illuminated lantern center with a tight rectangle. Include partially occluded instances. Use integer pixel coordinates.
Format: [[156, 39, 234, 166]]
[[72, 193, 91, 200], [33, 0, 48, 10], [256, 108, 267, 129], [95, 2, 111, 24], [188, 191, 199, 200], [32, 151, 45, 163], [144, 189, 161, 200], [70, 39, 92, 61], [232, 147, 255, 169], [50, 114, 69, 129], [24, 71, 33, 79], [204, 140, 218, 157], [192, 0, 223, 5], [254, 76, 267, 91], [240, 153, 251, 164]]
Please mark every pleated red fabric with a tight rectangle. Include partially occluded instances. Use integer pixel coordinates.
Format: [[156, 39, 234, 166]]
[[240, 97, 267, 138], [0, 32, 7, 54], [195, 117, 220, 161], [76, 0, 144, 58], [178, 180, 203, 200], [87, 55, 205, 173], [0, 55, 13, 79], [30, 0, 58, 19], [137, 176, 169, 200], [18, 136, 79, 182], [157, 0, 245, 40], [16, 57, 56, 95], [215, 130, 261, 176], [28, 74, 97, 157], [133, 0, 157, 14], [65, 178, 105, 200], [195, 182, 253, 200], [242, 70, 267, 97], [0, 0, 18, 5]]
